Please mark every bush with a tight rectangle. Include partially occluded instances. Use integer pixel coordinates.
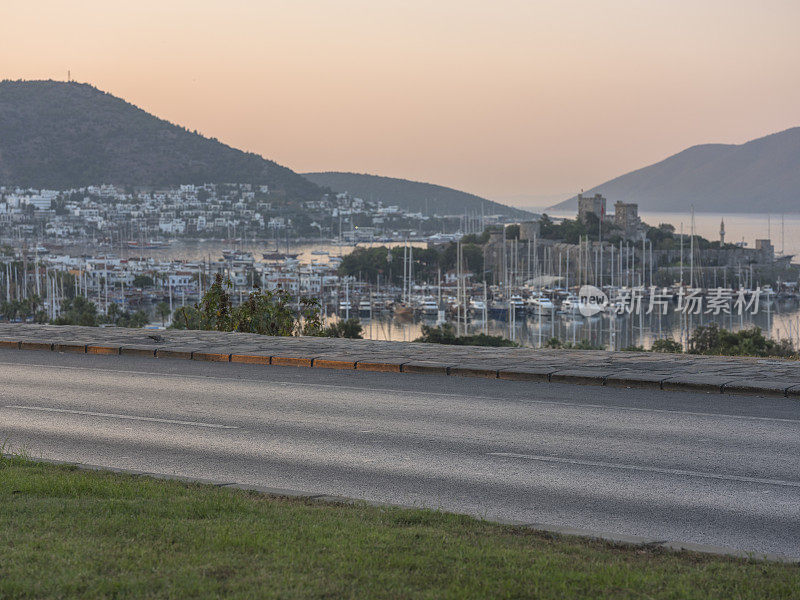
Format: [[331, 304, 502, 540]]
[[52, 296, 99, 327], [132, 275, 154, 288], [688, 324, 796, 358], [651, 339, 683, 353], [171, 273, 322, 336], [543, 338, 604, 350], [415, 324, 516, 347], [323, 318, 363, 339]]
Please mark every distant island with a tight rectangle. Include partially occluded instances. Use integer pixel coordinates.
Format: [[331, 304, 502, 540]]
[[548, 127, 800, 214], [303, 172, 532, 218]]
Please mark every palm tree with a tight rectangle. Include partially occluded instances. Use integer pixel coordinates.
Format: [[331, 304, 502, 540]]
[[156, 301, 171, 326]]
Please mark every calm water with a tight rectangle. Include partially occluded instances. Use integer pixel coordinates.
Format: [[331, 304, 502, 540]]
[[351, 300, 800, 350]]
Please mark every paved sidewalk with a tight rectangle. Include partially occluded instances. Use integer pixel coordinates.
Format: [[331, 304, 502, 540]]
[[1, 324, 799, 398]]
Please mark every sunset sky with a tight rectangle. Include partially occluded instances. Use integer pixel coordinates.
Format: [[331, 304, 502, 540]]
[[4, 0, 799, 206]]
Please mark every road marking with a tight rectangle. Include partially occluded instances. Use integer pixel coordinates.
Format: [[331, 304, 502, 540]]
[[4, 405, 238, 429], [488, 452, 800, 488], [0, 360, 798, 424]]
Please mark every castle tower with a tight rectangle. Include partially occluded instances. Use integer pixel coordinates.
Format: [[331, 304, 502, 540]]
[[720, 219, 725, 245]]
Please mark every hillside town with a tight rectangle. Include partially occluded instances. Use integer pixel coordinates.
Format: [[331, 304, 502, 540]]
[[0, 183, 505, 247]]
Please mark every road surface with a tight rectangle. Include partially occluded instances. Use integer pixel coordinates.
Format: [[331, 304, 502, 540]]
[[1, 348, 798, 558]]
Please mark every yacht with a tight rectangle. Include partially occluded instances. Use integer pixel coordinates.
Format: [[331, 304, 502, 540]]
[[358, 299, 372, 315], [560, 295, 580, 313], [509, 295, 525, 313], [527, 294, 554, 312], [419, 296, 440, 316], [469, 299, 487, 316]]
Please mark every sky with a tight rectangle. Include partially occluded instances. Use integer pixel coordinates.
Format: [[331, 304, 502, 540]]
[[3, 0, 800, 207]]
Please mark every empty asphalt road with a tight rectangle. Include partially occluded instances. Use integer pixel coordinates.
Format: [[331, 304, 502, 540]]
[[1, 348, 798, 559]]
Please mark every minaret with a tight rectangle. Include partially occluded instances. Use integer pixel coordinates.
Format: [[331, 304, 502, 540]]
[[719, 219, 725, 245]]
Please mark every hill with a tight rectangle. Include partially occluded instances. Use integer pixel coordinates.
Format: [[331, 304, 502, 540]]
[[549, 127, 800, 214], [0, 80, 323, 199], [303, 172, 533, 218]]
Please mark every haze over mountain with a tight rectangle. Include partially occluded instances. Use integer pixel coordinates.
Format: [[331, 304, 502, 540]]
[[303, 172, 532, 218], [0, 80, 323, 199], [549, 128, 800, 214]]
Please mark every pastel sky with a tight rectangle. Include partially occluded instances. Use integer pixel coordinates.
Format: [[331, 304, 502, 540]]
[[3, 0, 800, 206]]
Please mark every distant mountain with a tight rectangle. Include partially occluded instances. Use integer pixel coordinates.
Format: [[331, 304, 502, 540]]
[[549, 127, 800, 214], [0, 80, 323, 199], [303, 172, 533, 218]]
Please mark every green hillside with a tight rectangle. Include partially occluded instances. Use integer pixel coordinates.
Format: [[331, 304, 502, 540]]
[[0, 80, 323, 199]]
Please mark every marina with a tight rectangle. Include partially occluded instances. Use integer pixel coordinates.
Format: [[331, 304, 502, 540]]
[[2, 233, 800, 350]]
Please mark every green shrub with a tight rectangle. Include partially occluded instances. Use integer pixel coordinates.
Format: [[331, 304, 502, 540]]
[[651, 339, 683, 353], [323, 318, 363, 339], [688, 324, 796, 358], [171, 273, 322, 336], [415, 324, 516, 347]]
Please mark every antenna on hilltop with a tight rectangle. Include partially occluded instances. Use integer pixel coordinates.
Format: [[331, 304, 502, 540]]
[[67, 70, 71, 82]]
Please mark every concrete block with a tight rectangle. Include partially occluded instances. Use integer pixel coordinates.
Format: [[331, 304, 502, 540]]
[[722, 379, 793, 398], [401, 361, 451, 375], [550, 369, 612, 386], [192, 351, 231, 362], [314, 356, 358, 370], [356, 360, 405, 373], [87, 345, 120, 355], [449, 365, 500, 378], [661, 375, 733, 394], [271, 356, 314, 368], [497, 366, 555, 382], [20, 341, 53, 352], [604, 372, 667, 390], [54, 342, 88, 353], [156, 348, 194, 360], [120, 346, 157, 357], [230, 353, 272, 365]]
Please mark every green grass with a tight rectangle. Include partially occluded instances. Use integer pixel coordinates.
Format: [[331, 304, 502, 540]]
[[0, 456, 798, 599]]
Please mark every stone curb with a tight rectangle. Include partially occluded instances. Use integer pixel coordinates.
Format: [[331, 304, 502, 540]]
[[1, 336, 798, 399], [26, 456, 798, 564]]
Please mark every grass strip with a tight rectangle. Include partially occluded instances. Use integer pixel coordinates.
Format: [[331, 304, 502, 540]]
[[0, 456, 798, 599]]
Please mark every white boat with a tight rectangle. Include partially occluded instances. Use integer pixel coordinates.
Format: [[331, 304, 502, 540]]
[[419, 296, 439, 316], [560, 295, 580, 313], [469, 299, 487, 315], [509, 295, 525, 312], [527, 295, 554, 312]]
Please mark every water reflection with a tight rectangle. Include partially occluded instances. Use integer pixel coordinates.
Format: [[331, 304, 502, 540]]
[[348, 298, 800, 349]]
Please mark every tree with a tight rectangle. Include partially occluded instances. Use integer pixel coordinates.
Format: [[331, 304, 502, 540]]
[[155, 302, 171, 326], [688, 324, 795, 358], [171, 273, 322, 336], [133, 275, 155, 288], [323, 318, 363, 339], [52, 296, 99, 327]]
